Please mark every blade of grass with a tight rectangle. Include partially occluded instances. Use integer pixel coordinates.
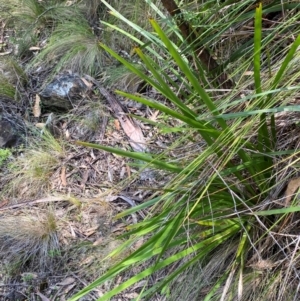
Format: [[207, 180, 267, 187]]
[[271, 34, 300, 90], [254, 2, 262, 95], [94, 225, 241, 301], [75, 141, 182, 173], [149, 18, 227, 127], [253, 206, 300, 216], [148, 18, 270, 190], [254, 2, 273, 178], [133, 225, 242, 300], [208, 105, 300, 121]]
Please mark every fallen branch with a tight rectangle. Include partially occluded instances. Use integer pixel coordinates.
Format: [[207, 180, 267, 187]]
[[84, 75, 147, 153]]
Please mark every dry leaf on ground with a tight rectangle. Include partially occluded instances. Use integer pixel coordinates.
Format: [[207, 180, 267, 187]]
[[284, 177, 300, 206], [60, 166, 67, 186], [29, 46, 41, 51], [86, 76, 147, 152], [33, 94, 41, 117], [57, 277, 75, 286]]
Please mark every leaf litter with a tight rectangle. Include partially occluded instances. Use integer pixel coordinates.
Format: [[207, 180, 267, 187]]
[[0, 65, 176, 301]]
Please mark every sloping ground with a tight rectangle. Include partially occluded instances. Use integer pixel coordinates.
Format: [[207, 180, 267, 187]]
[[1, 4, 171, 301], [0, 62, 174, 300], [1, 1, 300, 300], [0, 7, 179, 297]]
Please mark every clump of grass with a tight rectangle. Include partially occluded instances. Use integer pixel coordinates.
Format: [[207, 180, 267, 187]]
[[4, 130, 65, 199], [8, 0, 161, 76], [0, 76, 17, 100], [13, 0, 58, 27], [0, 0, 18, 19], [28, 0, 163, 76], [0, 57, 28, 86], [104, 63, 146, 93], [0, 57, 27, 101], [0, 209, 60, 273], [12, 0, 79, 30], [69, 2, 300, 301], [30, 17, 104, 76], [11, 0, 84, 58]]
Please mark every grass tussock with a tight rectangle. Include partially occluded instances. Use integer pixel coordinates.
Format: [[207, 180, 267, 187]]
[[68, 2, 300, 301], [0, 57, 27, 101], [0, 57, 27, 86], [0, 76, 17, 101], [0, 209, 59, 273], [103, 63, 146, 93], [10, 0, 161, 76], [10, 0, 73, 57], [3, 130, 65, 199], [31, 18, 104, 76], [12, 0, 78, 29]]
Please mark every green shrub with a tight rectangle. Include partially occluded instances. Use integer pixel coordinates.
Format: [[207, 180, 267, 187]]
[[0, 148, 11, 167], [40, 1, 300, 301]]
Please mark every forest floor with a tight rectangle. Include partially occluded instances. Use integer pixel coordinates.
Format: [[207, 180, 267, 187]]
[[0, 12, 175, 301]]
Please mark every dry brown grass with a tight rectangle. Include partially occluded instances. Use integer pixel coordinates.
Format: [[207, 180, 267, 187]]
[[3, 130, 65, 200], [0, 208, 59, 273]]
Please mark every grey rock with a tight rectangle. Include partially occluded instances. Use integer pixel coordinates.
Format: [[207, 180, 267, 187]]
[[0, 113, 24, 148], [39, 72, 88, 111]]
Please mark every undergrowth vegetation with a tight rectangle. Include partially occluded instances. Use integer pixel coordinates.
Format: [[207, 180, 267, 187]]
[[1, 0, 300, 300], [0, 209, 59, 273], [71, 1, 300, 301], [4, 130, 65, 198]]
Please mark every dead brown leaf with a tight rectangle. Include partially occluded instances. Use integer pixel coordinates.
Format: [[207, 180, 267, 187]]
[[111, 223, 127, 233], [284, 177, 300, 206], [91, 82, 147, 152], [114, 119, 120, 131], [60, 283, 76, 298], [69, 224, 76, 238], [33, 94, 41, 117], [126, 164, 131, 177], [133, 238, 144, 250], [65, 129, 70, 139], [61, 166, 67, 186], [243, 71, 254, 76], [81, 77, 93, 89], [57, 277, 75, 286], [120, 116, 147, 152], [0, 199, 8, 208], [123, 292, 139, 298], [93, 237, 104, 246], [83, 226, 98, 237], [35, 122, 46, 129], [0, 50, 12, 55], [29, 46, 41, 51]]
